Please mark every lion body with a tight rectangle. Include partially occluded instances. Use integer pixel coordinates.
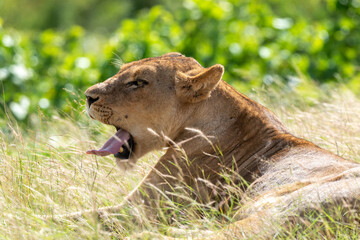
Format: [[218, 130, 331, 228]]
[[83, 53, 360, 237]]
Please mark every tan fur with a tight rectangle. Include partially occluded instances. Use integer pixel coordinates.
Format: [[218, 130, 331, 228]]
[[82, 53, 360, 237]]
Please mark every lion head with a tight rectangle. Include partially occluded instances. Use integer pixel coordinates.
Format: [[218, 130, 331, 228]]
[[85, 53, 224, 169]]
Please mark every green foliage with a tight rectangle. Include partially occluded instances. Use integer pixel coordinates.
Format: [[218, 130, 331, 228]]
[[1, 24, 101, 123], [109, 0, 360, 89], [1, 0, 360, 123], [0, 0, 139, 32]]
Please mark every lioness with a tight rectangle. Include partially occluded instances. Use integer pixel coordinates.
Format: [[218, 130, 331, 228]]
[[82, 53, 360, 237]]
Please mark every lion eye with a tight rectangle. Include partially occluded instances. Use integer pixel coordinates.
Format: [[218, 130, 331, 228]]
[[126, 78, 148, 89]]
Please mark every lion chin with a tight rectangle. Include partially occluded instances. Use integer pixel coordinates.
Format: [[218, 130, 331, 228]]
[[76, 52, 360, 237]]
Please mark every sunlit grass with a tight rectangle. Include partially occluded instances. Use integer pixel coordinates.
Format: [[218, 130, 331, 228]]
[[1, 86, 360, 239]]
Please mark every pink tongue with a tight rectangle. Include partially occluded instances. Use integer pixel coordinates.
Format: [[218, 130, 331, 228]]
[[86, 129, 130, 156]]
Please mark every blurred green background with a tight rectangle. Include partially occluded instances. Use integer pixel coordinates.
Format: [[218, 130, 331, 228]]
[[1, 0, 360, 125]]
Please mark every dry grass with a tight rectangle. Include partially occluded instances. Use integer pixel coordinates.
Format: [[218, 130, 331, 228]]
[[1, 86, 360, 239]]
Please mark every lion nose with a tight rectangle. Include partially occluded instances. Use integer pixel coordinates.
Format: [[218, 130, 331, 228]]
[[85, 93, 99, 108], [85, 83, 105, 107]]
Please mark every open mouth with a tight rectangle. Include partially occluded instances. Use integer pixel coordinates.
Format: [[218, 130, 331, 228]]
[[86, 126, 135, 159]]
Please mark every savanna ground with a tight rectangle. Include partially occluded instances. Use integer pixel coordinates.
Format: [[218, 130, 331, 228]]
[[1, 84, 360, 239]]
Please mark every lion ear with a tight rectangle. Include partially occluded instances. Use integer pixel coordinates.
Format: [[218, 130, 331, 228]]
[[175, 64, 224, 103]]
